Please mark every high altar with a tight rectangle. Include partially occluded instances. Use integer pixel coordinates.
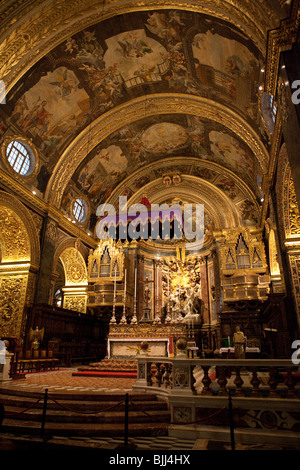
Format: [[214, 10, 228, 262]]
[[86, 238, 205, 359]]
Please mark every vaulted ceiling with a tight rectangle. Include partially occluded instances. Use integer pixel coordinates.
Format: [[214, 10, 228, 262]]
[[0, 0, 294, 240]]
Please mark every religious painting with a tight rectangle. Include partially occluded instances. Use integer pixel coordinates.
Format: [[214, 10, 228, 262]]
[[3, 9, 265, 181], [68, 113, 261, 209], [215, 176, 239, 200], [192, 29, 260, 121], [209, 130, 257, 187], [77, 145, 128, 204], [237, 199, 259, 226], [104, 29, 168, 84], [10, 66, 90, 160], [140, 123, 189, 155], [192, 167, 217, 182]]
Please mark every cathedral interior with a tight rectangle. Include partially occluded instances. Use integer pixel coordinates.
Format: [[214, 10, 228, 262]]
[[0, 0, 300, 451]]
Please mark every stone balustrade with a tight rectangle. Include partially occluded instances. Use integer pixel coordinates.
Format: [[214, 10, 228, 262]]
[[134, 356, 300, 399]]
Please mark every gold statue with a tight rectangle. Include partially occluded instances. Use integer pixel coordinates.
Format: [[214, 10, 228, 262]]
[[29, 326, 44, 350]]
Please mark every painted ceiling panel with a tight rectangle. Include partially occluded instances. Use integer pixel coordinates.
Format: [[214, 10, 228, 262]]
[[1, 9, 266, 193], [67, 114, 262, 207]]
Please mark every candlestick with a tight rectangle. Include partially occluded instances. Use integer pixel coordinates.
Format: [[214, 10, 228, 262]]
[[123, 268, 127, 301], [176, 265, 182, 322], [165, 264, 171, 323], [154, 264, 161, 323], [120, 268, 127, 324], [110, 267, 117, 324], [132, 267, 137, 324]]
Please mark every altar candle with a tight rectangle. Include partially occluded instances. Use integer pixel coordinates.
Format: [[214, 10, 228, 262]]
[[113, 267, 117, 300], [228, 335, 230, 347], [124, 269, 127, 301], [134, 267, 137, 299]]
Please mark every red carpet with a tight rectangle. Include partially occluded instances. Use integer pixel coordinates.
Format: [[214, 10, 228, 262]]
[[72, 371, 137, 378]]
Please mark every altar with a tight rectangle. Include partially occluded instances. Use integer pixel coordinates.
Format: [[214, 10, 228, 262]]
[[107, 323, 187, 359]]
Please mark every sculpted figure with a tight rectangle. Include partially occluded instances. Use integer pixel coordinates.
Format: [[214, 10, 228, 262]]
[[29, 326, 44, 350], [233, 325, 246, 359]]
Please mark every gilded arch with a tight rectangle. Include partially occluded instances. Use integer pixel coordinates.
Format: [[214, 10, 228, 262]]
[[0, 190, 40, 266], [59, 246, 88, 287], [0, 191, 40, 338]]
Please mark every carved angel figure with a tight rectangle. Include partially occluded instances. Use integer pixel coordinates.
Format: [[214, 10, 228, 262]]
[[29, 326, 44, 350]]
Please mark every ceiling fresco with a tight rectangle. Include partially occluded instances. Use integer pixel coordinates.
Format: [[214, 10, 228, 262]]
[[64, 114, 262, 207], [0, 9, 267, 194]]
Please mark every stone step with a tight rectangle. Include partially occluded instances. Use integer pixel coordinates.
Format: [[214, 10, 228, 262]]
[[1, 419, 169, 437], [3, 406, 170, 424], [0, 388, 170, 437], [0, 394, 167, 412], [0, 387, 155, 402], [79, 358, 137, 372]]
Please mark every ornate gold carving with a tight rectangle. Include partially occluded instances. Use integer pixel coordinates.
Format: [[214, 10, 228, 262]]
[[88, 240, 125, 282], [29, 211, 43, 239], [0, 190, 40, 266], [265, 3, 300, 96], [63, 294, 87, 313], [289, 177, 300, 235], [59, 246, 88, 285], [218, 228, 268, 272], [0, 206, 31, 262], [45, 219, 57, 244], [0, 274, 28, 337], [108, 322, 186, 338], [269, 229, 281, 276], [288, 254, 300, 316]]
